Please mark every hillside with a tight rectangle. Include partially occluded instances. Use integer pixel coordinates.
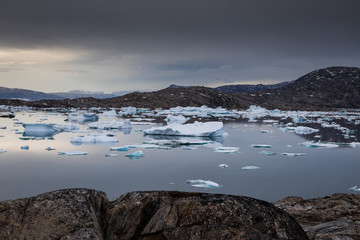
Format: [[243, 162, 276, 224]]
[[0, 87, 63, 101], [214, 81, 290, 94], [237, 66, 360, 110]]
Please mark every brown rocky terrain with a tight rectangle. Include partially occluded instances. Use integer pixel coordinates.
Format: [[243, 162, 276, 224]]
[[0, 189, 308, 240], [275, 193, 360, 240]]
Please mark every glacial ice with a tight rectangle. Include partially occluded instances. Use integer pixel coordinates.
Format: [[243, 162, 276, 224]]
[[142, 138, 213, 147], [22, 123, 79, 137], [144, 121, 224, 137], [251, 144, 272, 148], [187, 179, 220, 188], [20, 145, 29, 150], [67, 111, 98, 123], [58, 151, 89, 156], [70, 135, 118, 144], [301, 141, 339, 148], [281, 152, 306, 157], [125, 150, 145, 159], [242, 166, 260, 170], [0, 149, 6, 153], [165, 115, 189, 125], [280, 126, 319, 135], [105, 153, 118, 157], [259, 151, 276, 155], [88, 120, 132, 130], [348, 186, 360, 192], [45, 147, 56, 151], [218, 164, 229, 168], [214, 146, 239, 153], [349, 142, 360, 148], [110, 146, 130, 151]]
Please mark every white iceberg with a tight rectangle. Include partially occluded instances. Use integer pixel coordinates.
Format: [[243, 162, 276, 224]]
[[281, 152, 306, 157], [349, 142, 360, 148], [348, 186, 360, 192], [242, 166, 260, 170], [214, 146, 239, 153], [58, 151, 89, 156], [144, 121, 224, 137], [165, 115, 189, 125], [23, 123, 58, 135], [218, 164, 229, 168], [88, 120, 132, 130], [187, 179, 220, 188], [70, 134, 118, 144], [301, 141, 339, 148]]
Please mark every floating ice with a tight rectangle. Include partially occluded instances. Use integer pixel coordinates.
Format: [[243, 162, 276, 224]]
[[251, 144, 272, 148], [281, 152, 306, 157], [125, 150, 144, 159], [67, 111, 98, 122], [242, 166, 260, 170], [218, 164, 229, 168], [0, 149, 6, 153], [23, 123, 57, 135], [261, 130, 272, 133], [187, 179, 220, 188], [259, 151, 276, 155], [348, 186, 360, 192], [280, 126, 319, 135], [349, 142, 360, 148], [142, 138, 213, 147], [21, 145, 29, 150], [214, 146, 239, 153], [110, 146, 129, 151], [70, 134, 118, 144], [53, 124, 79, 132], [144, 121, 224, 137], [165, 115, 189, 125], [58, 151, 89, 156], [182, 146, 197, 150], [100, 110, 117, 116], [88, 120, 132, 130], [301, 141, 339, 148], [45, 147, 56, 151]]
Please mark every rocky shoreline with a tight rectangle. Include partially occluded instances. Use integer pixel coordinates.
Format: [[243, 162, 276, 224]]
[[0, 189, 359, 239]]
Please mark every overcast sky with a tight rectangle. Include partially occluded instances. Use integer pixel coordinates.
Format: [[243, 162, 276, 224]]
[[0, 0, 359, 93]]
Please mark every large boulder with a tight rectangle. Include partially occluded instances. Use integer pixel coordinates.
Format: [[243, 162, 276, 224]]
[[0, 189, 308, 240]]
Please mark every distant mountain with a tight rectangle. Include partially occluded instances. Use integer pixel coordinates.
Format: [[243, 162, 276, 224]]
[[51, 90, 116, 99], [214, 81, 291, 94], [167, 84, 191, 89], [235, 66, 360, 110], [0, 87, 63, 101]]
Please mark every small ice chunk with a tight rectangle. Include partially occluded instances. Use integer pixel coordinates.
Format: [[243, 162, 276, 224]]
[[21, 145, 29, 150], [182, 146, 197, 150], [242, 166, 260, 170], [23, 123, 57, 135], [286, 145, 293, 148], [261, 130, 272, 133], [259, 151, 276, 155], [54, 124, 79, 132], [144, 121, 224, 137], [349, 142, 360, 148], [218, 164, 229, 168], [105, 153, 118, 157], [125, 150, 144, 159], [45, 147, 56, 151], [281, 126, 319, 135], [165, 115, 189, 125], [214, 146, 239, 153], [110, 146, 129, 151], [88, 120, 132, 130], [251, 144, 272, 148], [187, 179, 220, 188], [70, 134, 118, 144], [0, 149, 6, 153], [348, 186, 360, 192], [58, 151, 89, 156], [301, 141, 339, 148], [281, 152, 306, 157]]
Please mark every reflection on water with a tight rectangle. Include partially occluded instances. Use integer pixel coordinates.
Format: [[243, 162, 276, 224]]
[[0, 110, 359, 203]]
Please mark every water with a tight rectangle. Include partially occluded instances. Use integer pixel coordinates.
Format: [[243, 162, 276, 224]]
[[0, 110, 359, 202]]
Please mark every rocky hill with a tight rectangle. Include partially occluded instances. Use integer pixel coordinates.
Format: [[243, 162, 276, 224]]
[[0, 189, 308, 240], [238, 66, 360, 110], [0, 87, 63, 101], [214, 81, 291, 94]]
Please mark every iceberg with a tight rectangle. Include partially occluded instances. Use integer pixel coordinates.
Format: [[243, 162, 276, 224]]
[[67, 111, 98, 123], [349, 142, 360, 148], [142, 138, 213, 147], [110, 146, 130, 151], [251, 144, 272, 148], [281, 152, 306, 157], [259, 151, 276, 155], [301, 141, 339, 148], [187, 179, 220, 188], [125, 150, 144, 159], [214, 146, 239, 153], [165, 115, 189, 125], [70, 134, 118, 144], [58, 151, 89, 156], [280, 126, 319, 135], [53, 124, 79, 132], [348, 186, 360, 192], [144, 121, 224, 137], [88, 120, 132, 130], [242, 166, 260, 170], [218, 164, 229, 168], [23, 123, 58, 135]]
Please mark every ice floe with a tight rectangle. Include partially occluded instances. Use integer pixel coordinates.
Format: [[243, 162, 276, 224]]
[[70, 134, 118, 144], [0, 149, 6, 153], [125, 150, 144, 159], [349, 142, 360, 148], [45, 147, 56, 151], [280, 126, 319, 135], [187, 179, 220, 188], [20, 145, 29, 150], [88, 120, 132, 130], [58, 151, 89, 156], [105, 153, 118, 157], [214, 146, 239, 153], [251, 144, 272, 148], [165, 115, 189, 125], [301, 141, 339, 148], [218, 164, 229, 168], [144, 121, 224, 137], [67, 111, 98, 123], [110, 146, 130, 151], [348, 186, 360, 192], [281, 152, 306, 157], [242, 166, 260, 170], [259, 151, 276, 155]]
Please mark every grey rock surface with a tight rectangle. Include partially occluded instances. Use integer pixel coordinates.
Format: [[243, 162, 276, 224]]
[[0, 189, 308, 240]]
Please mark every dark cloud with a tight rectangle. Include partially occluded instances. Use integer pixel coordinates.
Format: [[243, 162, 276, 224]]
[[0, 0, 359, 91]]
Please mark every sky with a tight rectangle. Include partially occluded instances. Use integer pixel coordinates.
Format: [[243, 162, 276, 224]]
[[0, 0, 359, 93]]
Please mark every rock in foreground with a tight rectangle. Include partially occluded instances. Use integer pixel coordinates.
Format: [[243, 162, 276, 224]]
[[0, 189, 308, 240]]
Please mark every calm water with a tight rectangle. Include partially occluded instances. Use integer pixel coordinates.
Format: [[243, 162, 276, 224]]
[[0, 110, 359, 202]]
